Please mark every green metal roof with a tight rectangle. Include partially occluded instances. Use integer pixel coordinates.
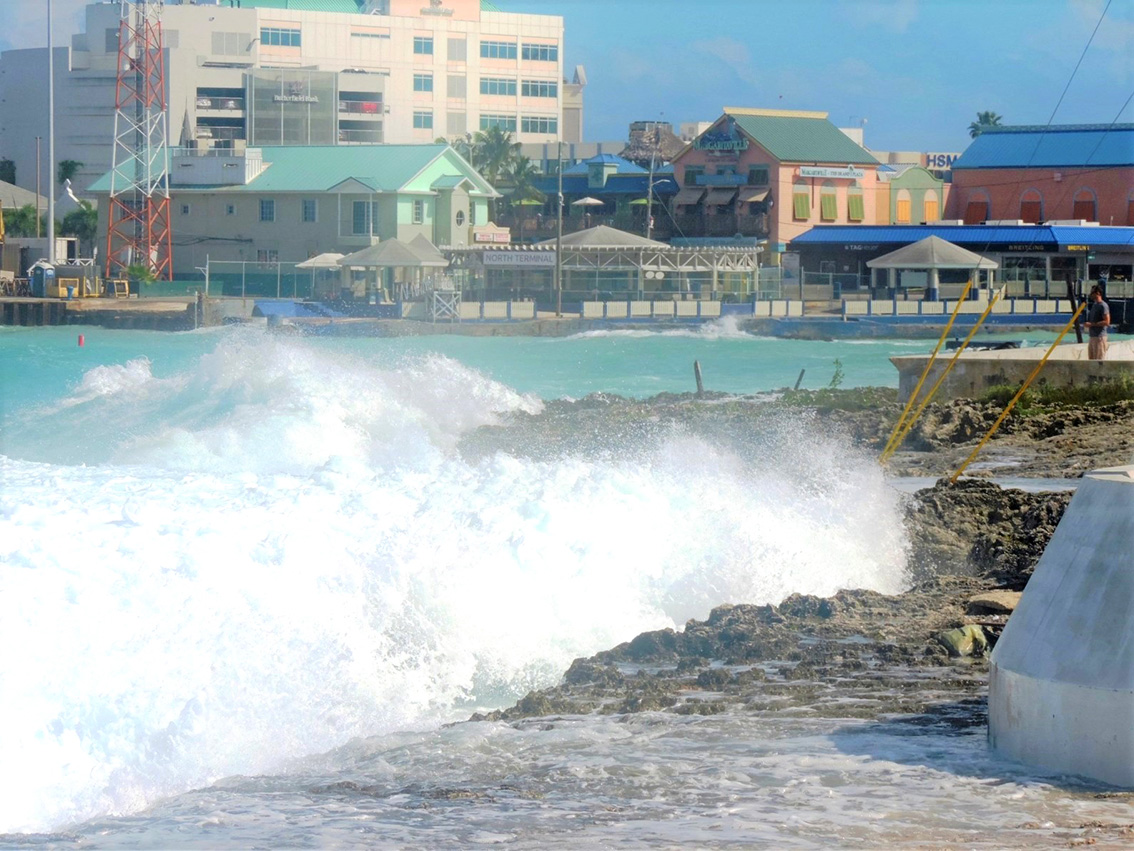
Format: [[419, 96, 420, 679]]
[[88, 144, 495, 195], [726, 111, 878, 165], [234, 0, 365, 12]]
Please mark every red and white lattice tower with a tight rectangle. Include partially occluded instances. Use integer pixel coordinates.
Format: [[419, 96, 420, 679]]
[[105, 0, 173, 280]]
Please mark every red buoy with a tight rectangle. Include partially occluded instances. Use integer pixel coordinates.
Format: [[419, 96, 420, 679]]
[[78, 334, 85, 347]]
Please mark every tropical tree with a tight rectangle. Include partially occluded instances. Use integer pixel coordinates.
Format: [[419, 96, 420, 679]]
[[57, 159, 84, 184], [0, 159, 14, 185], [59, 200, 98, 255], [501, 155, 543, 203], [3, 204, 45, 237], [968, 111, 1003, 139], [469, 125, 520, 186], [125, 262, 157, 287]]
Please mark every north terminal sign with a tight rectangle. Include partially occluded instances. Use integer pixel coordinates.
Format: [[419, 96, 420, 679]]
[[481, 251, 556, 268]]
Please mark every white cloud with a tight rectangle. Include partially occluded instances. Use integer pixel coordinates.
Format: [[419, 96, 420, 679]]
[[838, 0, 919, 34]]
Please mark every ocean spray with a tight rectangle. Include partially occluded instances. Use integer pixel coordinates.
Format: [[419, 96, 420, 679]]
[[0, 330, 908, 832]]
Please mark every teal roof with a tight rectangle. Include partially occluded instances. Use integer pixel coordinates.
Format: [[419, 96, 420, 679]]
[[235, 0, 365, 11], [725, 111, 878, 165], [89, 145, 493, 195]]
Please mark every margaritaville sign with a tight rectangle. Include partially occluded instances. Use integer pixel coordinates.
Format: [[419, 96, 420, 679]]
[[799, 165, 865, 179]]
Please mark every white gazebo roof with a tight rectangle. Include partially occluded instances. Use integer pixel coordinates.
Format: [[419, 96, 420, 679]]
[[867, 235, 999, 270]]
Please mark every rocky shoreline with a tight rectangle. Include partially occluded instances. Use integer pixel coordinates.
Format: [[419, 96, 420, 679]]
[[459, 388, 1130, 726]]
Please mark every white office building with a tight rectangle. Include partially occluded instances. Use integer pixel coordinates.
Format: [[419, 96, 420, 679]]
[[0, 0, 582, 196]]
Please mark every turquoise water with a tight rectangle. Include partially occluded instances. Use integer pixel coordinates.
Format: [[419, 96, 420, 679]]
[[0, 322, 1059, 417]]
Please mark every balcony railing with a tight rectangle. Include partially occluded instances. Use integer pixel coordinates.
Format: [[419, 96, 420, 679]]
[[339, 128, 383, 143], [339, 100, 383, 115], [196, 96, 245, 110]]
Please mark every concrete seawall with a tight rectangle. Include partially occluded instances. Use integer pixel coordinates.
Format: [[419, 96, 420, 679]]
[[988, 465, 1134, 788], [891, 339, 1134, 402]]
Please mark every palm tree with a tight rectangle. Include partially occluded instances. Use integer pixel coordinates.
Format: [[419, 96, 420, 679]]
[[57, 159, 84, 184], [470, 125, 520, 186], [3, 204, 45, 237], [968, 111, 1003, 139], [59, 200, 98, 256]]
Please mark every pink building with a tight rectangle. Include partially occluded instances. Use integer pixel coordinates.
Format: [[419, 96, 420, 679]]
[[946, 124, 1134, 226], [671, 108, 880, 255]]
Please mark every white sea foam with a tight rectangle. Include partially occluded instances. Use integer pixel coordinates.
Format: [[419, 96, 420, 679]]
[[0, 332, 909, 833], [570, 315, 752, 340]]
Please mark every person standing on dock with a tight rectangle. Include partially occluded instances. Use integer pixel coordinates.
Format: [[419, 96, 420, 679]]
[[1084, 285, 1110, 360]]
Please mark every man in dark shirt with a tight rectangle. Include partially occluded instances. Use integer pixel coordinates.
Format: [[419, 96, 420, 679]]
[[1084, 285, 1110, 360]]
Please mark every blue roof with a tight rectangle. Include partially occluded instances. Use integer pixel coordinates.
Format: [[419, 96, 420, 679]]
[[562, 154, 648, 176], [533, 173, 678, 198], [953, 124, 1134, 169], [790, 224, 1134, 250]]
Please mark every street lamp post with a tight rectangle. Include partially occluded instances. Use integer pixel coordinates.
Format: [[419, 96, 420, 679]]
[[47, 0, 55, 264], [555, 140, 563, 316]]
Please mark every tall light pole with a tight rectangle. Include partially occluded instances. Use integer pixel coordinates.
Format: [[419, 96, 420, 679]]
[[646, 121, 658, 242], [47, 0, 55, 263], [555, 140, 563, 316], [35, 137, 41, 238]]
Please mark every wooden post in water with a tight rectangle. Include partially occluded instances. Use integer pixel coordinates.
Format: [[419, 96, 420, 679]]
[[794, 369, 805, 390], [694, 360, 704, 396]]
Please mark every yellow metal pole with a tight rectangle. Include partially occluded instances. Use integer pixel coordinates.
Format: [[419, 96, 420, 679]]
[[949, 301, 1088, 483], [881, 280, 973, 459], [881, 288, 1002, 462]]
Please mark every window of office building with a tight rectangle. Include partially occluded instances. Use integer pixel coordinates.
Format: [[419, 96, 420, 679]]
[[792, 179, 810, 220], [480, 114, 517, 132], [260, 27, 300, 47], [923, 189, 939, 222], [480, 40, 517, 60], [895, 188, 912, 223], [848, 183, 865, 221], [964, 193, 990, 224], [447, 74, 466, 99], [413, 73, 433, 92], [521, 80, 557, 98], [1019, 189, 1043, 224], [820, 181, 838, 221], [302, 199, 317, 223], [1072, 189, 1097, 222], [413, 36, 433, 55], [520, 115, 557, 134], [448, 37, 466, 61], [259, 199, 275, 222], [412, 199, 424, 224], [352, 200, 379, 235], [413, 110, 433, 130], [521, 43, 557, 62], [480, 77, 516, 96], [747, 165, 770, 186]]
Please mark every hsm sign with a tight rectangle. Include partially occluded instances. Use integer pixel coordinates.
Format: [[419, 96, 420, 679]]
[[925, 152, 960, 169]]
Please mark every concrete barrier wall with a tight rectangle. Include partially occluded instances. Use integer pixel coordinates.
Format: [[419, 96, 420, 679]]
[[754, 301, 772, 317], [483, 301, 509, 319], [606, 301, 628, 318], [630, 301, 652, 318], [510, 301, 535, 320], [676, 301, 698, 317], [459, 302, 482, 320], [652, 301, 675, 318], [582, 301, 604, 318], [921, 302, 945, 315], [989, 467, 1134, 787], [700, 301, 721, 318], [892, 351, 1134, 402]]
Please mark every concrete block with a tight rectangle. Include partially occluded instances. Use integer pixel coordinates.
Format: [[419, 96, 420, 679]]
[[754, 301, 772, 317], [1036, 300, 1057, 314], [606, 301, 628, 319], [582, 301, 604, 319], [483, 301, 508, 319], [675, 301, 698, 317], [921, 301, 945, 315], [771, 301, 788, 317], [459, 301, 482, 320], [844, 301, 869, 316], [989, 466, 1134, 788], [700, 301, 721, 318], [510, 301, 535, 320], [652, 301, 675, 318], [630, 301, 651, 317], [787, 300, 803, 317], [896, 301, 919, 315]]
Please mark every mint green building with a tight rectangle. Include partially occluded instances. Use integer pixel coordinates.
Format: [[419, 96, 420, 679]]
[[881, 165, 945, 225], [90, 144, 498, 278]]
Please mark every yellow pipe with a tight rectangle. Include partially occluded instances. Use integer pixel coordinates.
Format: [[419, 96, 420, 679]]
[[880, 288, 1002, 462], [949, 301, 1088, 483], [881, 280, 973, 459]]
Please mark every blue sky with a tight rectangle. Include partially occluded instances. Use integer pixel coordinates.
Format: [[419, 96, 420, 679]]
[[3, 0, 1131, 154]]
